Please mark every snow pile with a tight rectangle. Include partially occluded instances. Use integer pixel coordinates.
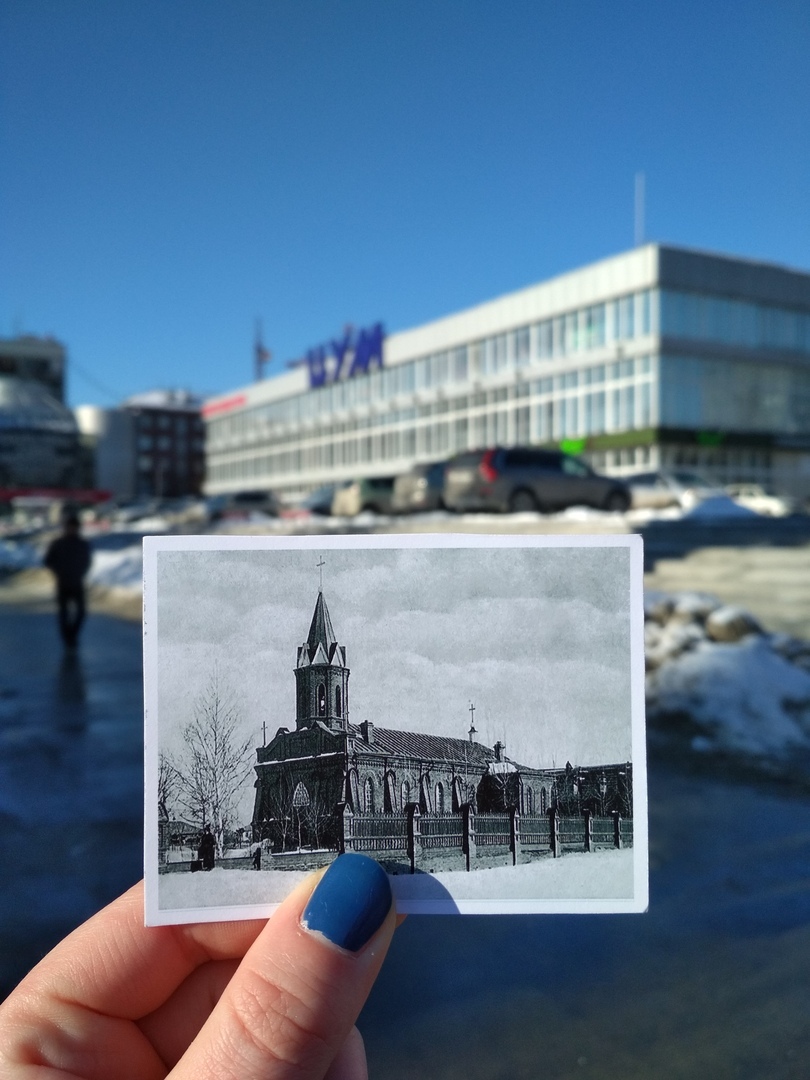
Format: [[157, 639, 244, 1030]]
[[0, 538, 42, 572], [646, 591, 810, 770], [88, 545, 143, 591]]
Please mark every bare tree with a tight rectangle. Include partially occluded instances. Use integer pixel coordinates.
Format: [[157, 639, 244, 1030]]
[[175, 668, 253, 858], [158, 752, 180, 818]]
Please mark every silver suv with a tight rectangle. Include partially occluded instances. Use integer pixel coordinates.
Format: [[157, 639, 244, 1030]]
[[443, 447, 631, 514]]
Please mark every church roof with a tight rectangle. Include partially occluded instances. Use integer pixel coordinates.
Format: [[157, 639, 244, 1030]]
[[349, 725, 501, 767], [305, 590, 339, 661]]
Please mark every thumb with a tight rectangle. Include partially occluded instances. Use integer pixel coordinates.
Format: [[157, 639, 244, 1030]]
[[170, 854, 395, 1080]]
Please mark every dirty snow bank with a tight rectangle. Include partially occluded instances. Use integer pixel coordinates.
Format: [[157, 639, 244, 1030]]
[[646, 591, 810, 772]]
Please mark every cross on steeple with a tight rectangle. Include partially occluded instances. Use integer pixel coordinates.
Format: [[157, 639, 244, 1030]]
[[316, 556, 325, 592], [468, 702, 477, 743]]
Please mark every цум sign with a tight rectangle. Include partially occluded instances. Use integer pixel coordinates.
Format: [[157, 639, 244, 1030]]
[[306, 323, 384, 389]]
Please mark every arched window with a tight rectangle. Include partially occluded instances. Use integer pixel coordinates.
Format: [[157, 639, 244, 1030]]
[[363, 777, 375, 814], [335, 685, 342, 717], [435, 782, 445, 813], [452, 777, 464, 812], [401, 780, 411, 808], [317, 683, 326, 716], [384, 772, 396, 813], [525, 787, 534, 814], [292, 782, 310, 809], [540, 787, 548, 813]]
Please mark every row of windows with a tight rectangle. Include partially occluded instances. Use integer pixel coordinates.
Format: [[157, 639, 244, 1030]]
[[358, 775, 549, 815], [207, 293, 656, 441], [138, 434, 205, 453], [136, 412, 203, 434], [209, 357, 655, 450], [206, 381, 655, 484], [659, 356, 810, 433], [660, 289, 810, 354]]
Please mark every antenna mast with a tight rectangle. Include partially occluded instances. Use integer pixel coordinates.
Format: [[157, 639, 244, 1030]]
[[634, 171, 646, 247]]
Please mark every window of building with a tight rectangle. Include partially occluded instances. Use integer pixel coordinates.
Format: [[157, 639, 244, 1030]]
[[537, 319, 553, 359], [435, 782, 445, 813], [317, 683, 326, 716], [401, 780, 411, 808], [515, 326, 531, 366], [453, 346, 468, 383], [364, 777, 375, 814]]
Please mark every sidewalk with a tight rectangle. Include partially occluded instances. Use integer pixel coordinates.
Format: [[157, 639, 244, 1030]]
[[0, 601, 143, 997]]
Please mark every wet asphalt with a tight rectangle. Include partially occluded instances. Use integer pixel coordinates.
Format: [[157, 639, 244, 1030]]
[[1, 598, 810, 1077]]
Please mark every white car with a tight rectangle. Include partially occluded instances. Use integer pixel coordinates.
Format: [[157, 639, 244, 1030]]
[[627, 470, 723, 510], [724, 484, 795, 517]]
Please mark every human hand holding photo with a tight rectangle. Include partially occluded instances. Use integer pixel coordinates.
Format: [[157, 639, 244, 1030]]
[[0, 853, 396, 1080]]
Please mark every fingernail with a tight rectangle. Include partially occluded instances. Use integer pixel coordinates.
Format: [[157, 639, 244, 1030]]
[[301, 854, 392, 952]]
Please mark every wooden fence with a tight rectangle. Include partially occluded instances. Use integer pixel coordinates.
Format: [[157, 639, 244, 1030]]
[[338, 803, 632, 873]]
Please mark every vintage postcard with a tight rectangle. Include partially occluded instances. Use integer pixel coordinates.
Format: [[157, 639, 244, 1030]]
[[143, 533, 648, 925]]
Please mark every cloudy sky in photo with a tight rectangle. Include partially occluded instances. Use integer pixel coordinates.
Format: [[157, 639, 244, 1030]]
[[154, 538, 638, 822]]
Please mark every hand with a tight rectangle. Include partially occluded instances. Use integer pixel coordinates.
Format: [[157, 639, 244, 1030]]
[[0, 853, 397, 1079]]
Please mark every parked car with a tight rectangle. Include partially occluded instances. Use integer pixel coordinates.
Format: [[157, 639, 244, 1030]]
[[210, 489, 281, 520], [724, 483, 796, 517], [626, 470, 723, 510], [392, 461, 447, 514], [442, 447, 631, 514], [297, 484, 338, 516], [331, 476, 397, 516]]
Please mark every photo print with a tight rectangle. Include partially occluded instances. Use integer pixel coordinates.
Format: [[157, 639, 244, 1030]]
[[143, 533, 648, 925]]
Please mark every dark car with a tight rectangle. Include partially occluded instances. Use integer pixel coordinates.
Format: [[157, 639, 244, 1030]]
[[210, 489, 281, 520], [442, 447, 631, 514], [391, 461, 447, 514]]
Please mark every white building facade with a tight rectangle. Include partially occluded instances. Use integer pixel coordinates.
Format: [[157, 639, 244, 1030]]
[[204, 244, 810, 500]]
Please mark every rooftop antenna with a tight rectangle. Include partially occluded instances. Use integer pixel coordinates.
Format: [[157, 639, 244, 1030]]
[[634, 171, 646, 247], [254, 319, 271, 381]]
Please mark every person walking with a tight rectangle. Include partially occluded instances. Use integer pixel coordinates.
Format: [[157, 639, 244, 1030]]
[[44, 513, 92, 649]]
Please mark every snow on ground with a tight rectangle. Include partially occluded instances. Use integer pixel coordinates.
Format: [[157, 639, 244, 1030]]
[[87, 544, 144, 590], [647, 634, 810, 761], [158, 847, 634, 915], [0, 538, 42, 571]]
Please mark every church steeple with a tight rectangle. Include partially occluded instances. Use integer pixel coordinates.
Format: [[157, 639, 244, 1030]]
[[294, 589, 350, 731], [305, 590, 339, 661]]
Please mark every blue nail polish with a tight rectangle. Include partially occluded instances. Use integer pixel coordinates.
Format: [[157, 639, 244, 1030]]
[[302, 854, 392, 952]]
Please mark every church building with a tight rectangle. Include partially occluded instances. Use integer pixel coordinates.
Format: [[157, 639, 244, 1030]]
[[252, 587, 631, 853]]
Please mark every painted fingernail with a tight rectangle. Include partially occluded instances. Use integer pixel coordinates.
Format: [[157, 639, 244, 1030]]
[[301, 854, 392, 952]]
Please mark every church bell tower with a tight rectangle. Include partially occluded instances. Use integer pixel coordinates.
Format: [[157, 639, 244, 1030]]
[[294, 589, 350, 731]]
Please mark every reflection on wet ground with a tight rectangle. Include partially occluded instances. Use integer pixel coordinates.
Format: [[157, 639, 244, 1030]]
[[0, 605, 143, 994], [1, 602, 809, 1076]]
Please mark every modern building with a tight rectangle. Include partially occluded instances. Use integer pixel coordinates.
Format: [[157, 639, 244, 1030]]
[[0, 335, 66, 402], [204, 244, 810, 501], [75, 389, 206, 501], [0, 336, 83, 490]]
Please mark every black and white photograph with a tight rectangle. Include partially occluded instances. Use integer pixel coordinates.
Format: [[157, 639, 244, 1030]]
[[144, 533, 647, 924]]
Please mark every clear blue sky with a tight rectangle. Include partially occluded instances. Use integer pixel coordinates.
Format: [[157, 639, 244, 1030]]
[[2, 0, 809, 407]]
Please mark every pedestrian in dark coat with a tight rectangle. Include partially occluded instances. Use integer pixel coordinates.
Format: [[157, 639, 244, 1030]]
[[198, 826, 216, 871], [44, 514, 92, 649]]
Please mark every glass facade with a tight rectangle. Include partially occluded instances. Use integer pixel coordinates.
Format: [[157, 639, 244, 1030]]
[[660, 289, 810, 354], [204, 248, 810, 497]]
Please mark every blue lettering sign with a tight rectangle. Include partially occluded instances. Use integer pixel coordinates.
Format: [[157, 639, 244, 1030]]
[[306, 323, 384, 389]]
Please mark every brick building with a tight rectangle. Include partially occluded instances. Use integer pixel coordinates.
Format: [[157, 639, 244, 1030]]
[[252, 587, 632, 854]]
